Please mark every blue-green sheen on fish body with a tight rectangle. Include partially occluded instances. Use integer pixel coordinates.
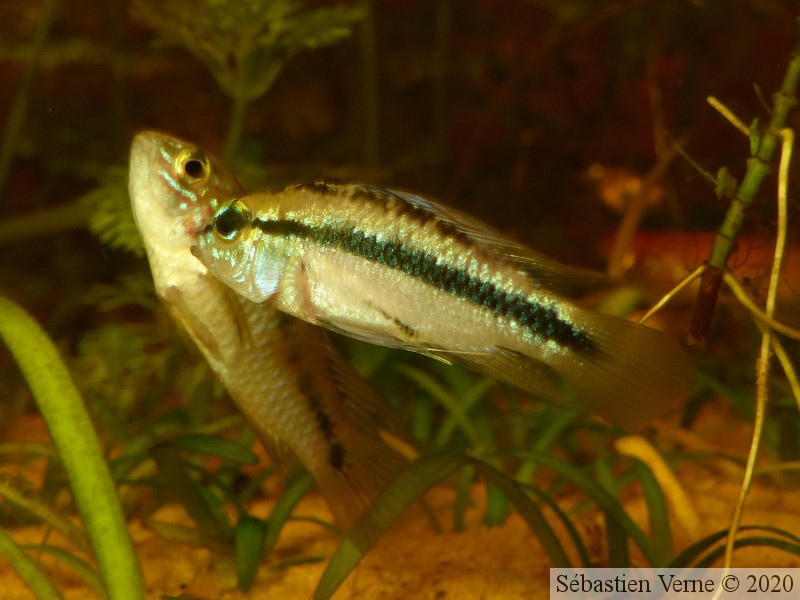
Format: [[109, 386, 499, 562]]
[[245, 217, 594, 352], [193, 181, 695, 429], [129, 135, 406, 533]]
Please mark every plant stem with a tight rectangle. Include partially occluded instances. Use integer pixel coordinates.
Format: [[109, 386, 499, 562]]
[[690, 24, 800, 344], [0, 296, 145, 600], [0, 0, 59, 203], [722, 128, 793, 571], [224, 93, 250, 165], [359, 0, 380, 169], [0, 528, 64, 600]]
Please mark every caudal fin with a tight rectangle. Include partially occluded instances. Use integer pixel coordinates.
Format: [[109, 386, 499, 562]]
[[450, 311, 694, 429], [550, 310, 695, 428]]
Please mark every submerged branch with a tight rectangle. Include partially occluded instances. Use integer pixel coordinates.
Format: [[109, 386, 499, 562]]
[[689, 23, 800, 345]]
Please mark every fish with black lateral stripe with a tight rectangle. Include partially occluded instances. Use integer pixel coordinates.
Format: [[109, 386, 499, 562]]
[[129, 135, 405, 530], [193, 181, 695, 428]]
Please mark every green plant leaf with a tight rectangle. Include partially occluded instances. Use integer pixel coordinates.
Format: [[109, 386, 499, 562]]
[[170, 434, 259, 465], [632, 459, 672, 566], [397, 364, 479, 445], [0, 529, 65, 600], [263, 470, 315, 554], [235, 514, 266, 591], [0, 477, 89, 551], [669, 526, 800, 568], [511, 451, 655, 564], [314, 453, 570, 600], [696, 537, 800, 567], [595, 459, 628, 567], [149, 443, 231, 545], [23, 544, 106, 599], [0, 295, 145, 600]]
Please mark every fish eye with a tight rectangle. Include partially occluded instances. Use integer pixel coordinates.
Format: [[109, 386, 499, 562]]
[[214, 201, 250, 240], [176, 149, 210, 184]]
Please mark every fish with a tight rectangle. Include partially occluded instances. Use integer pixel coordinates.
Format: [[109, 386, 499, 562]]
[[128, 133, 405, 530], [192, 181, 695, 428]]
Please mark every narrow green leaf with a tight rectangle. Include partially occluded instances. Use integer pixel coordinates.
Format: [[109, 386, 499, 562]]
[[263, 471, 314, 555], [453, 465, 474, 533], [515, 410, 579, 482], [0, 528, 64, 600], [511, 451, 655, 564], [749, 117, 761, 155], [397, 365, 479, 445], [524, 483, 592, 567], [0, 295, 145, 600], [150, 443, 231, 544], [434, 378, 494, 447], [0, 442, 58, 459], [595, 459, 628, 567], [235, 515, 266, 591], [23, 544, 106, 599], [0, 477, 89, 551], [170, 434, 259, 465], [632, 459, 672, 566], [314, 453, 570, 600], [483, 482, 509, 527], [669, 526, 800, 568], [697, 537, 800, 567]]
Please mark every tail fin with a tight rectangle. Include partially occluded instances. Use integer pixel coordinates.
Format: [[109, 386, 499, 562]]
[[450, 312, 694, 430], [550, 310, 695, 428]]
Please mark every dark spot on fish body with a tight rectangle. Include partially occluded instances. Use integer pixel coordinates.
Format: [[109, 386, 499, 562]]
[[328, 441, 346, 470], [313, 403, 335, 439], [297, 377, 313, 395]]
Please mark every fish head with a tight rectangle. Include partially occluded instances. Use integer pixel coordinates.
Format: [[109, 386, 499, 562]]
[[193, 198, 287, 303], [129, 131, 245, 255]]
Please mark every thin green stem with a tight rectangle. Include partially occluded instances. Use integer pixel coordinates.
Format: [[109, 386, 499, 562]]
[[0, 528, 64, 600], [359, 0, 380, 169], [0, 0, 59, 202], [223, 93, 250, 165], [0, 296, 145, 600], [691, 25, 800, 343], [0, 478, 90, 552], [720, 127, 793, 574]]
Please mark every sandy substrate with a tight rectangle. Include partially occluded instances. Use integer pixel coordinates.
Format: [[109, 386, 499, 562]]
[[1, 409, 799, 599]]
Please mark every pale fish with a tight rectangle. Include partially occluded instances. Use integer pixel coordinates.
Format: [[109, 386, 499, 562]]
[[129, 134, 405, 529], [192, 182, 695, 428]]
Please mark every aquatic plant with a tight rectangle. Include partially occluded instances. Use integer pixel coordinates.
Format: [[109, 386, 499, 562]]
[[1, 2, 800, 598], [132, 0, 364, 162]]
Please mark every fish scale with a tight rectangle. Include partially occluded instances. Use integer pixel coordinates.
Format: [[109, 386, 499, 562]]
[[194, 181, 696, 429], [129, 132, 405, 531]]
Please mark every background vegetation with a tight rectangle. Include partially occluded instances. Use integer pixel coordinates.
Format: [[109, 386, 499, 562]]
[[0, 0, 799, 598]]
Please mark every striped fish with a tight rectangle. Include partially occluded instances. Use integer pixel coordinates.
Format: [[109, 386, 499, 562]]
[[193, 181, 695, 428], [129, 134, 405, 529]]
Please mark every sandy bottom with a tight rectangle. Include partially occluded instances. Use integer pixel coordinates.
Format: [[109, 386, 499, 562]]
[[1, 413, 799, 599]]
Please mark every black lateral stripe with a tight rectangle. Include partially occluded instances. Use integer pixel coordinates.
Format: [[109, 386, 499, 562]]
[[290, 350, 346, 471], [253, 218, 593, 351]]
